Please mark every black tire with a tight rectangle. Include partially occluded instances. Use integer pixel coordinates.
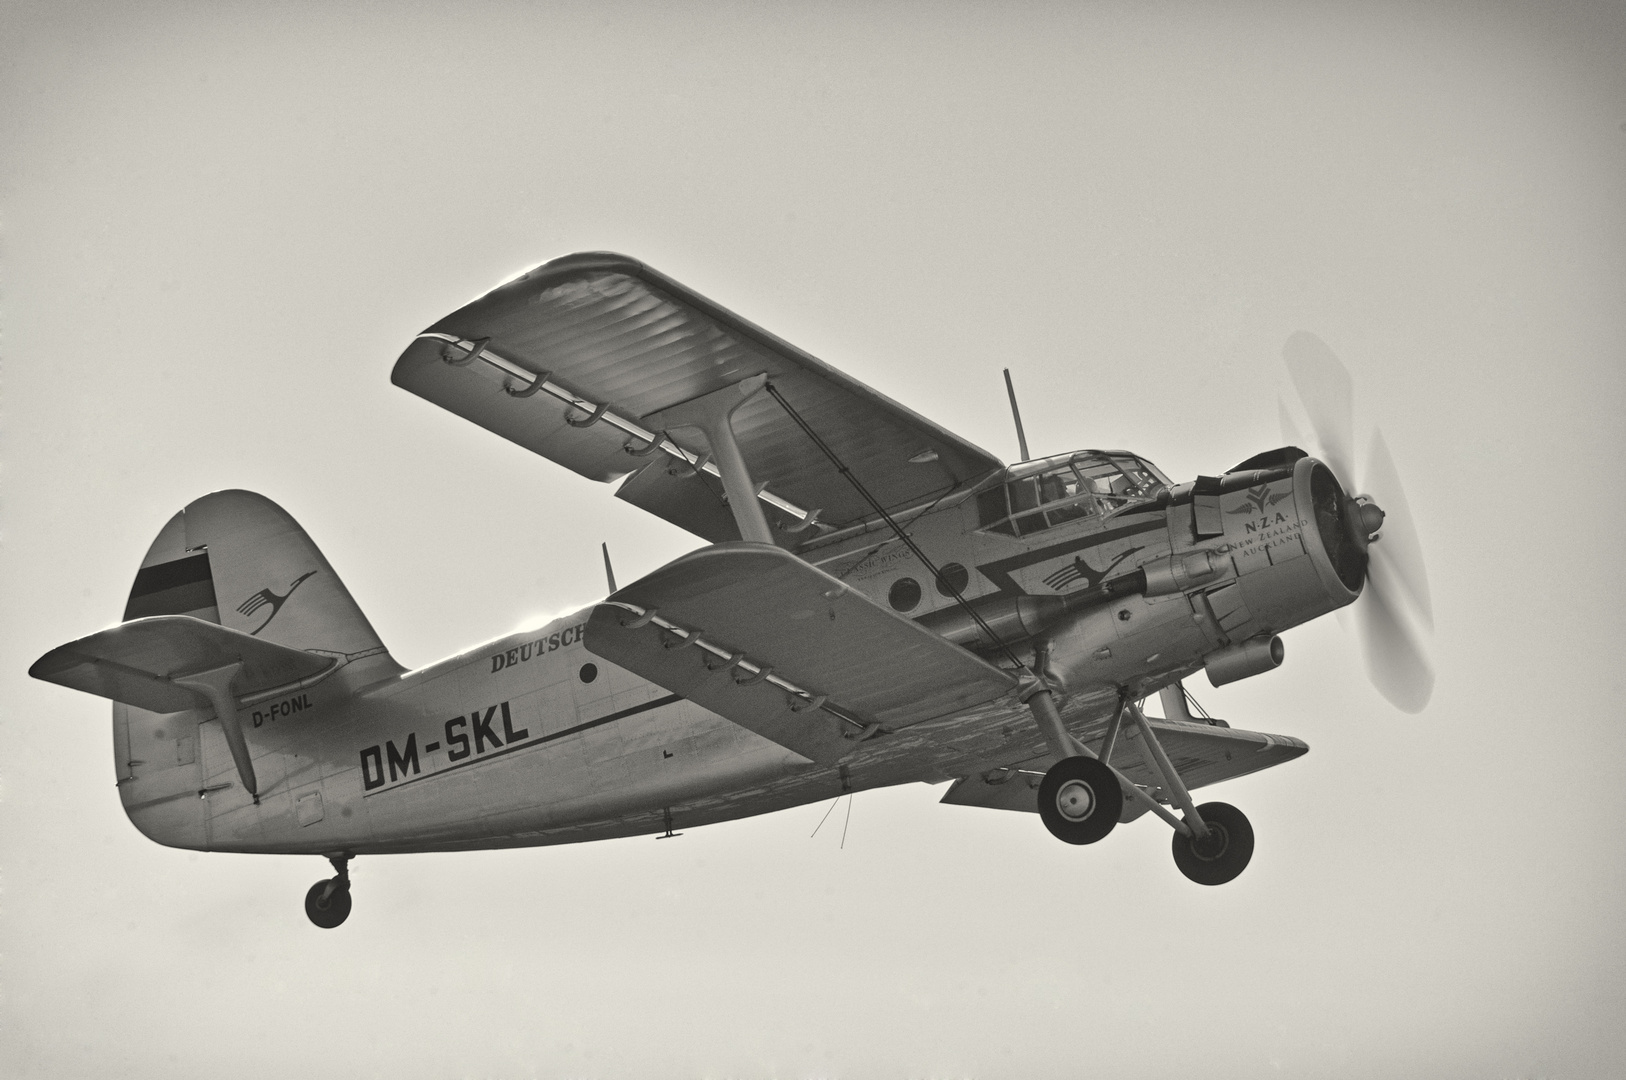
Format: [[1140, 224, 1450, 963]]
[[304, 878, 352, 928], [1036, 756, 1123, 845], [1171, 801, 1254, 885]]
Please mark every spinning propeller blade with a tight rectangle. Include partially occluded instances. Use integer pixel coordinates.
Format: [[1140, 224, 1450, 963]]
[[1277, 394, 1306, 450], [1281, 332, 1434, 712], [1283, 331, 1356, 489], [1357, 567, 1434, 713], [1363, 430, 1433, 629]]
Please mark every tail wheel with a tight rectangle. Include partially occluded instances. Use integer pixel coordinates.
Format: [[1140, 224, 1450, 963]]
[[1036, 756, 1123, 845], [1171, 801, 1254, 885], [304, 878, 352, 928]]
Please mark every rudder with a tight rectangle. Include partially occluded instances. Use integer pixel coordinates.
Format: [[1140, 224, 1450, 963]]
[[125, 489, 391, 661]]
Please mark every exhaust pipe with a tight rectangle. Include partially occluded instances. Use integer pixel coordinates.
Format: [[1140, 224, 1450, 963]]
[[1205, 635, 1284, 687]]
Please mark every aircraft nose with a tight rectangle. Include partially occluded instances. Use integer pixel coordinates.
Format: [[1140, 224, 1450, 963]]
[[1355, 499, 1386, 540], [1304, 459, 1369, 596]]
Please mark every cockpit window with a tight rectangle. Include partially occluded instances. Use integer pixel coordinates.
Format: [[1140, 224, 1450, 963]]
[[977, 451, 1166, 537]]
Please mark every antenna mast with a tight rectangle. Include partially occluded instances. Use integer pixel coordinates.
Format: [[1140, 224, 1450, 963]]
[[1003, 368, 1030, 461]]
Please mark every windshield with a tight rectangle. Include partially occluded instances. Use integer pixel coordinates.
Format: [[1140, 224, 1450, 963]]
[[977, 451, 1167, 537]]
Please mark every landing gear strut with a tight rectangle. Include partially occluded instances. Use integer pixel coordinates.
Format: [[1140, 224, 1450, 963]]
[[304, 854, 352, 928], [1024, 677, 1258, 885]]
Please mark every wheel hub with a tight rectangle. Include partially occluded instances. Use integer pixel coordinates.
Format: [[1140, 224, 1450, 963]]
[[1189, 822, 1230, 861], [1056, 779, 1096, 822]]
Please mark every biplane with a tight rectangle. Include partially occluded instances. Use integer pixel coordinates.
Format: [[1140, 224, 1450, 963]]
[[31, 253, 1432, 927]]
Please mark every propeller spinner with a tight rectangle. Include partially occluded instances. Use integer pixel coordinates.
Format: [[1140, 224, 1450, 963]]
[[1282, 332, 1434, 713]]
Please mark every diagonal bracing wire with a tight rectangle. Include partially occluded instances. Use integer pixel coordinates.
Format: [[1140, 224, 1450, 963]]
[[766, 383, 1029, 672], [810, 795, 841, 838]]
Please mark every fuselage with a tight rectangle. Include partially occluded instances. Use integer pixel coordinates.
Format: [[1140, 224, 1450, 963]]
[[118, 618, 811, 855], [114, 448, 1357, 856]]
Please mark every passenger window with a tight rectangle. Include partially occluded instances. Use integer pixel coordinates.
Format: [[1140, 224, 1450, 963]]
[[977, 487, 1008, 525], [977, 487, 1016, 536]]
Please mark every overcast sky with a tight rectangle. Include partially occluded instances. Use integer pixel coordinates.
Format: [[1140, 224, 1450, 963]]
[[3, 3, 1624, 1077]]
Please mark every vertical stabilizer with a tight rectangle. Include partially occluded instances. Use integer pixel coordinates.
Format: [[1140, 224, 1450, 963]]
[[128, 489, 390, 660], [96, 489, 396, 851]]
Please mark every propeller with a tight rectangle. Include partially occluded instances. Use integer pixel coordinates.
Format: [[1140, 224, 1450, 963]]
[[1281, 332, 1434, 713]]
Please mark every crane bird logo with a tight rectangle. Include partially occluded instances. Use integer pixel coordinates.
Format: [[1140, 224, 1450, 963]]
[[1043, 546, 1143, 592], [236, 571, 318, 635]]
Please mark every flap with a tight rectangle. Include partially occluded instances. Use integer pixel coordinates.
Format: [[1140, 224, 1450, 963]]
[[583, 543, 1017, 763], [391, 252, 1005, 543], [940, 717, 1308, 813], [30, 615, 337, 714]]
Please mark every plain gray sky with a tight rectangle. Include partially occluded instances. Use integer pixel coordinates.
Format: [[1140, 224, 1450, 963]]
[[3, 2, 1624, 1077]]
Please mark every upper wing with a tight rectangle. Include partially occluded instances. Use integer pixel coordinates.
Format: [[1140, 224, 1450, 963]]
[[583, 543, 1017, 763], [391, 252, 1004, 543]]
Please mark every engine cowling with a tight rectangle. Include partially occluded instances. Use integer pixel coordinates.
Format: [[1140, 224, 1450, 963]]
[[1043, 455, 1363, 693]]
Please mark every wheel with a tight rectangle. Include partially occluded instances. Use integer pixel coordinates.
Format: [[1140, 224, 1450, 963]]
[[1171, 801, 1254, 885], [1036, 756, 1123, 845], [304, 877, 352, 928]]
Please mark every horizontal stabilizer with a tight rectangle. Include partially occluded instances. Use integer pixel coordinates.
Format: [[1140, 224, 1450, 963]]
[[941, 718, 1308, 815], [31, 615, 337, 714], [585, 543, 1016, 763]]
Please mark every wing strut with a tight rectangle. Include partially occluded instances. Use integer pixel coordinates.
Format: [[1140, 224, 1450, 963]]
[[31, 614, 341, 802], [646, 374, 773, 544], [172, 663, 258, 800], [1022, 684, 1187, 833], [1126, 699, 1211, 837]]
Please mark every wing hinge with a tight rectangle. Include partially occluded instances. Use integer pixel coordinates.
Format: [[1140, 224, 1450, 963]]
[[600, 600, 873, 739], [418, 333, 823, 533]]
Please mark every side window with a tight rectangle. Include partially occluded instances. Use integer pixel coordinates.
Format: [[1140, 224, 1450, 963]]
[[977, 487, 1015, 536], [1114, 457, 1162, 495], [1008, 477, 1046, 535], [1046, 499, 1094, 527], [1080, 456, 1163, 510], [979, 465, 1100, 536], [1077, 457, 1144, 509]]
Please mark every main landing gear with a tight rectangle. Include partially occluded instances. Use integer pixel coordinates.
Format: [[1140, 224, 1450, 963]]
[[304, 854, 352, 928], [1024, 682, 1255, 886]]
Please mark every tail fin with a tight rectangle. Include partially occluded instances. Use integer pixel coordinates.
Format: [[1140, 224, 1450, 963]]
[[125, 489, 391, 661]]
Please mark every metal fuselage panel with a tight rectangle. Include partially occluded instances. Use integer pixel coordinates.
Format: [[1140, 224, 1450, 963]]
[[116, 613, 820, 856]]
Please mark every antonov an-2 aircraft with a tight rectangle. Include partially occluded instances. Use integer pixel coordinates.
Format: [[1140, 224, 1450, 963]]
[[32, 253, 1433, 927]]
